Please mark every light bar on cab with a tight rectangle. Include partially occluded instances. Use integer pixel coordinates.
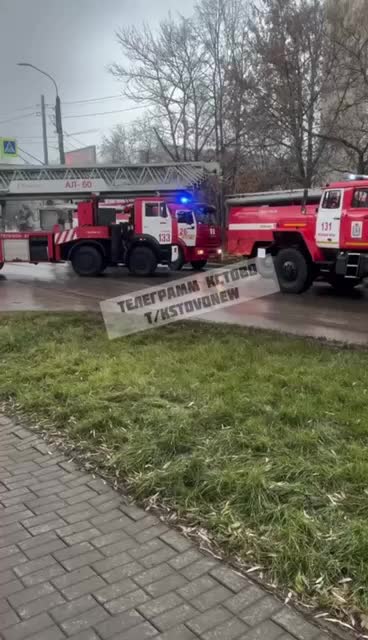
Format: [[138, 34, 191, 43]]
[[344, 173, 368, 181]]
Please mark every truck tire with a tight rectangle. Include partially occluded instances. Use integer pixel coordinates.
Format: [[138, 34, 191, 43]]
[[0, 262, 4, 270], [328, 275, 361, 293], [128, 246, 157, 276], [275, 248, 312, 294], [71, 245, 105, 277], [170, 247, 185, 271], [191, 260, 207, 271]]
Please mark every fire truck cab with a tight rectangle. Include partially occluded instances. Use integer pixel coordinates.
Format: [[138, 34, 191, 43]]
[[115, 197, 222, 271], [170, 200, 222, 270]]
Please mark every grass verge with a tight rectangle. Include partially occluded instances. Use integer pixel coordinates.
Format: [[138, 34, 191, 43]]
[[1, 312, 368, 624]]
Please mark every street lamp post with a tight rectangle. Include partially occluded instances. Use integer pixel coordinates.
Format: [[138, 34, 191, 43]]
[[17, 62, 65, 165]]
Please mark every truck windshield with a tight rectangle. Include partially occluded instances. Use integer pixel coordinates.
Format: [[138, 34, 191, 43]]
[[194, 205, 217, 225]]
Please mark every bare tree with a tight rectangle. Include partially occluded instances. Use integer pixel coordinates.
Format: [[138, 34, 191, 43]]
[[110, 16, 214, 161], [100, 117, 170, 164], [100, 124, 135, 163], [107, 0, 365, 191], [195, 0, 252, 187], [245, 0, 330, 187], [321, 0, 368, 175]]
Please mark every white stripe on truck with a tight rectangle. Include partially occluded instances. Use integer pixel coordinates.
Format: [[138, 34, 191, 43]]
[[228, 223, 277, 231]]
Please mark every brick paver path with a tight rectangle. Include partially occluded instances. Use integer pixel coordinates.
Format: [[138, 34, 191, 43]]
[[0, 415, 336, 640]]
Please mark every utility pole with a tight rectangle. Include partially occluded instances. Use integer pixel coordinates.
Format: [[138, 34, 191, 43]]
[[55, 95, 65, 165], [40, 95, 48, 165], [17, 63, 65, 165]]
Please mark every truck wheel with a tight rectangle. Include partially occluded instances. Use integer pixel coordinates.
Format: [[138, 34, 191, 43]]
[[128, 246, 157, 276], [191, 260, 207, 271], [328, 275, 361, 293], [275, 248, 312, 294], [71, 245, 105, 277], [0, 262, 4, 270], [170, 247, 185, 271]]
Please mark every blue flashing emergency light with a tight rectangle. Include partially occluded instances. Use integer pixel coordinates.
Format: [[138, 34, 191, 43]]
[[179, 195, 191, 205]]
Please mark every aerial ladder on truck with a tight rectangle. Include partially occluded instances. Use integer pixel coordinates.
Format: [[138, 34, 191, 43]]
[[0, 161, 219, 277]]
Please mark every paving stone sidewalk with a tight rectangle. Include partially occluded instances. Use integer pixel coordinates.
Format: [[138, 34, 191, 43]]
[[0, 415, 337, 640]]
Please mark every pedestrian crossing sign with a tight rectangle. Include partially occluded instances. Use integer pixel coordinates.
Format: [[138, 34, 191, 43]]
[[0, 138, 17, 158]]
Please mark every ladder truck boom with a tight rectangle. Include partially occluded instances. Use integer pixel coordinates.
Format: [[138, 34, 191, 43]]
[[0, 162, 220, 199]]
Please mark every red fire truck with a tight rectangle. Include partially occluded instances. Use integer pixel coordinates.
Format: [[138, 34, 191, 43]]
[[227, 176, 368, 293], [0, 162, 219, 277], [112, 198, 222, 270]]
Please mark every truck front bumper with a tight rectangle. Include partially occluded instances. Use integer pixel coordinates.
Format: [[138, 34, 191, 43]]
[[336, 252, 368, 278], [192, 247, 223, 260]]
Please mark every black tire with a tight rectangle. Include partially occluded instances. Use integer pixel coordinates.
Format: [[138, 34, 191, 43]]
[[275, 247, 312, 294], [191, 260, 207, 271], [128, 246, 157, 276], [71, 245, 105, 277], [0, 262, 4, 270], [170, 247, 185, 271], [328, 275, 361, 293]]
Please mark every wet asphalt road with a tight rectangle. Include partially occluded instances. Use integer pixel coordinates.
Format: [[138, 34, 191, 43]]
[[1, 262, 368, 345]]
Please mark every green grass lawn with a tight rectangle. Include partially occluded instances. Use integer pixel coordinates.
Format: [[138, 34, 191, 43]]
[[1, 313, 368, 621]]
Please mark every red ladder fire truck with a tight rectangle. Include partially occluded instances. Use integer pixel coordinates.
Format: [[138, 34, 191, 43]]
[[227, 175, 368, 293], [0, 161, 219, 277]]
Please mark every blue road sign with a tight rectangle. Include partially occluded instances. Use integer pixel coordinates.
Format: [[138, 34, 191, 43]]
[[1, 138, 17, 157]]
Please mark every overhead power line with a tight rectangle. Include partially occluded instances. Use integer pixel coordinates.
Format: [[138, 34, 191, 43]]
[[19, 128, 99, 141], [0, 104, 41, 119], [17, 145, 44, 165], [12, 104, 40, 113], [19, 140, 56, 144], [61, 106, 145, 119], [63, 129, 85, 148], [0, 96, 124, 120], [62, 94, 123, 105], [0, 96, 145, 122], [64, 139, 81, 151], [0, 111, 37, 126]]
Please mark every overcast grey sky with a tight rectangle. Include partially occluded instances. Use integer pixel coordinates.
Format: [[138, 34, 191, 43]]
[[0, 0, 195, 164]]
